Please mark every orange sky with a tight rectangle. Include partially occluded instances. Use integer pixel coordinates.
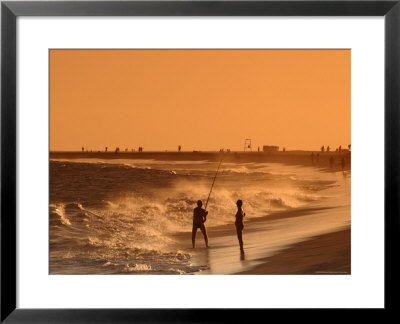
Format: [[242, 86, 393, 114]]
[[50, 49, 350, 152]]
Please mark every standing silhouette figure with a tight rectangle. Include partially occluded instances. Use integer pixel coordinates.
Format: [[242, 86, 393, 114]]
[[235, 200, 246, 252], [192, 200, 209, 248]]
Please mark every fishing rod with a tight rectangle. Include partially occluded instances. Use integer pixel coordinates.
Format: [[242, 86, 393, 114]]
[[204, 154, 224, 215]]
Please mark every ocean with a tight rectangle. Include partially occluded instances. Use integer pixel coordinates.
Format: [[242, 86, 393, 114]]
[[49, 158, 350, 274]]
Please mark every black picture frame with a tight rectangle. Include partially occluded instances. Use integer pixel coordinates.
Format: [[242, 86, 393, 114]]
[[1, 0, 399, 322]]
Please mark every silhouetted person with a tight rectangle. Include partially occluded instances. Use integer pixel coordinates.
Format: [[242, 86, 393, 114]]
[[321, 145, 325, 153], [82, 147, 84, 152], [235, 200, 246, 252], [192, 200, 209, 248], [341, 157, 345, 170], [327, 146, 330, 153], [329, 156, 335, 169], [178, 145, 181, 152], [105, 147, 108, 152]]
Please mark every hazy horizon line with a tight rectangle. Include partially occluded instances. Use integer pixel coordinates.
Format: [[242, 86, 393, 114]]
[[50, 148, 350, 153]]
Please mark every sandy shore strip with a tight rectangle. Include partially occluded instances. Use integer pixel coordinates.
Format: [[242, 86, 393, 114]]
[[168, 205, 350, 275], [50, 150, 351, 172], [237, 229, 350, 275]]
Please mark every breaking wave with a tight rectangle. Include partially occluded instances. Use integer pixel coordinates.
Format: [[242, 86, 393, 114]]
[[49, 159, 335, 274]]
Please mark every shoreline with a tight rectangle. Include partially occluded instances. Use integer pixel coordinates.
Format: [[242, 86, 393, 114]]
[[50, 153, 351, 274], [237, 229, 350, 275], [169, 206, 335, 242], [50, 151, 351, 172], [168, 205, 350, 275]]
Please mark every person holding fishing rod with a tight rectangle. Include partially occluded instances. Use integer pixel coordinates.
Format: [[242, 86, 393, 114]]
[[192, 200, 209, 249], [192, 155, 224, 249]]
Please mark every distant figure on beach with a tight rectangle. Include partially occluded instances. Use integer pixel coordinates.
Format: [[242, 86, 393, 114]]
[[321, 145, 325, 153], [192, 200, 209, 248], [327, 146, 330, 153], [235, 200, 246, 252], [82, 147, 84, 152], [105, 147, 108, 152], [341, 157, 345, 170], [178, 145, 181, 152], [329, 156, 335, 169]]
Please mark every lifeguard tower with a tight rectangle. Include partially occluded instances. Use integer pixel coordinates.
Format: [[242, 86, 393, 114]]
[[244, 139, 252, 152]]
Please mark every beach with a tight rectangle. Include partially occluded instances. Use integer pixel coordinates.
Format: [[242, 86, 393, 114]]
[[50, 150, 351, 172], [50, 154, 350, 275], [169, 207, 350, 275], [238, 229, 350, 275]]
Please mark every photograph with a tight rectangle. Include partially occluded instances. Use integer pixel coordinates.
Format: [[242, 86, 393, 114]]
[[49, 49, 351, 275]]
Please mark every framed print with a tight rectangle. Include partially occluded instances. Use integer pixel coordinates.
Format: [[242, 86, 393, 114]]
[[48, 48, 352, 276], [1, 0, 399, 322]]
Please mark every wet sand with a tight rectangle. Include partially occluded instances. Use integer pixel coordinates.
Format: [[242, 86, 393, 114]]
[[238, 229, 350, 275], [168, 206, 350, 275]]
